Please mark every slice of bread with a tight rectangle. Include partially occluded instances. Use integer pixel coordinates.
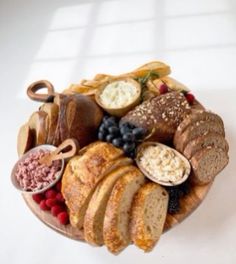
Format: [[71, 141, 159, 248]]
[[130, 182, 169, 252], [175, 120, 225, 152], [61, 142, 131, 229], [183, 133, 229, 159], [190, 147, 229, 185], [17, 123, 34, 157], [174, 110, 224, 147], [84, 165, 134, 246], [103, 168, 145, 254]]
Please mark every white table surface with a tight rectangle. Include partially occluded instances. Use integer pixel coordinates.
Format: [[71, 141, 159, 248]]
[[0, 0, 236, 263]]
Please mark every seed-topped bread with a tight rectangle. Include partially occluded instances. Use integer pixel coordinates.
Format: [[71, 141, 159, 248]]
[[121, 92, 191, 143], [175, 120, 225, 152], [174, 110, 224, 147], [183, 133, 229, 159], [130, 182, 169, 252], [103, 167, 145, 254], [83, 164, 134, 246], [190, 147, 229, 185]]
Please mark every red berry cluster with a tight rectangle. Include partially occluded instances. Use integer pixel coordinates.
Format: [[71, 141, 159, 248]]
[[32, 181, 69, 225]]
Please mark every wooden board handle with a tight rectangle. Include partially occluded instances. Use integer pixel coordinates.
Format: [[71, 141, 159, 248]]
[[27, 80, 56, 102]]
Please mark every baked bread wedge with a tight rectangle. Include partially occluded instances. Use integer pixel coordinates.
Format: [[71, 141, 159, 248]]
[[175, 120, 225, 152], [17, 123, 34, 157], [130, 182, 169, 252], [39, 102, 59, 144], [28, 111, 48, 146], [61, 142, 131, 228], [103, 167, 145, 254], [174, 110, 224, 147], [183, 133, 229, 159], [84, 164, 134, 246], [190, 147, 229, 185]]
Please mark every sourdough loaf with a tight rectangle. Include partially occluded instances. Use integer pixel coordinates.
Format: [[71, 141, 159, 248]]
[[130, 182, 168, 252], [103, 168, 145, 254], [121, 92, 191, 142], [84, 164, 134, 246], [183, 133, 229, 159], [190, 147, 229, 185]]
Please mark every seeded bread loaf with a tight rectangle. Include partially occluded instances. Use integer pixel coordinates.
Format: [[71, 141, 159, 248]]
[[183, 133, 229, 159], [174, 110, 224, 147], [175, 120, 225, 153], [121, 92, 191, 143], [130, 182, 168, 252], [190, 147, 229, 185], [103, 168, 145, 254], [84, 164, 134, 246], [61, 142, 129, 228]]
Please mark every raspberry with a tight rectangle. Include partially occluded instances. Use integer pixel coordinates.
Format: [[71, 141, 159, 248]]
[[51, 205, 64, 216], [45, 198, 57, 208], [159, 83, 168, 94], [57, 211, 69, 225], [185, 93, 195, 105], [56, 193, 65, 202], [39, 200, 50, 211], [32, 193, 44, 204], [45, 189, 57, 199], [55, 181, 61, 192]]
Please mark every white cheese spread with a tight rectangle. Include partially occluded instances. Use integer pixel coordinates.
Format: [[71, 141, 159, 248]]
[[100, 80, 138, 108]]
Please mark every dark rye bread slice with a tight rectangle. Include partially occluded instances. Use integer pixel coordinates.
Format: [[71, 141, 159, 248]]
[[174, 110, 224, 147], [175, 120, 225, 153], [121, 92, 191, 143], [130, 182, 169, 252], [183, 133, 229, 159], [190, 147, 229, 185]]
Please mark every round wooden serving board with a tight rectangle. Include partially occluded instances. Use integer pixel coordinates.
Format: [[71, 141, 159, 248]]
[[22, 181, 212, 241]]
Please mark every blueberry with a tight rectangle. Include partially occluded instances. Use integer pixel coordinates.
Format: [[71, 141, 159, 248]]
[[123, 142, 136, 154], [106, 134, 114, 143], [132, 127, 146, 140], [122, 133, 135, 142], [120, 123, 132, 135], [98, 132, 105, 141], [108, 126, 120, 136], [99, 123, 107, 133], [102, 115, 110, 122], [112, 138, 124, 148], [104, 117, 117, 128]]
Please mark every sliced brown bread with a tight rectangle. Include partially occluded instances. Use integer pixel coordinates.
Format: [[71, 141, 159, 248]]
[[130, 182, 169, 252], [190, 147, 229, 185], [175, 120, 225, 152], [103, 168, 145, 254], [84, 165, 134, 246], [174, 110, 224, 147], [183, 133, 229, 159]]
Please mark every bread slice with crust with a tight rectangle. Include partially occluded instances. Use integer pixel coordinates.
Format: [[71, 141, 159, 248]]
[[103, 168, 145, 254], [84, 164, 134, 246], [190, 147, 229, 185], [174, 110, 224, 147], [130, 182, 169, 252], [183, 133, 229, 159], [61, 142, 130, 229], [175, 120, 225, 152]]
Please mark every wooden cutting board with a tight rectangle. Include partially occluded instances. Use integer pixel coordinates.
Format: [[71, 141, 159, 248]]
[[22, 181, 212, 241]]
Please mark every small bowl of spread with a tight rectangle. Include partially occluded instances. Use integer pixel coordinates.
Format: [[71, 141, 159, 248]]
[[11, 145, 65, 194], [95, 78, 141, 117]]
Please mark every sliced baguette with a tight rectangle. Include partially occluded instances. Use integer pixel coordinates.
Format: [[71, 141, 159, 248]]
[[174, 110, 224, 147], [190, 147, 229, 185], [175, 120, 225, 152], [39, 102, 59, 144], [183, 133, 229, 159], [130, 182, 169, 252], [84, 164, 134, 246], [28, 111, 48, 146], [103, 168, 145, 254], [17, 123, 34, 157]]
